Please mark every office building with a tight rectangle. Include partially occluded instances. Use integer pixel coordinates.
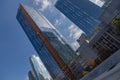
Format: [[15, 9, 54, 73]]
[[89, 0, 120, 61], [70, 58, 84, 80], [99, 0, 120, 24], [28, 70, 36, 80], [16, 4, 77, 80], [79, 1, 120, 79], [80, 49, 120, 80], [90, 24, 120, 61], [69, 35, 98, 80], [30, 55, 52, 80], [72, 1, 120, 79], [77, 33, 87, 45], [55, 0, 103, 35]]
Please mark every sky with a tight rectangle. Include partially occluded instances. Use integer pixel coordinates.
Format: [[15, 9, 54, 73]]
[[0, 0, 103, 80]]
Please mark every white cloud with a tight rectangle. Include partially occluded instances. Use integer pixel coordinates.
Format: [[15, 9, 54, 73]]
[[71, 41, 80, 51], [54, 19, 61, 26], [33, 0, 52, 11], [41, 0, 51, 11], [54, 13, 66, 26], [74, 30, 82, 39], [33, 0, 41, 5], [60, 13, 66, 19], [68, 24, 83, 40]]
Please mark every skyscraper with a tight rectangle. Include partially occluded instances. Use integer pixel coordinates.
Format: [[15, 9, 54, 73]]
[[28, 70, 36, 80], [55, 0, 103, 36], [30, 55, 52, 80], [79, 1, 120, 79], [89, 0, 120, 61], [99, 0, 120, 24], [16, 4, 77, 80]]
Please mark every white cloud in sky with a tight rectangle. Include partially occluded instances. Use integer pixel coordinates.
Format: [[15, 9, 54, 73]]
[[54, 19, 62, 26], [33, 0, 41, 5], [68, 24, 83, 40], [71, 41, 80, 51], [60, 13, 66, 19], [89, 0, 105, 7], [54, 13, 65, 26], [33, 0, 52, 11]]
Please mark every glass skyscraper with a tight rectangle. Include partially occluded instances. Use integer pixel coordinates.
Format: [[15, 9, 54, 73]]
[[55, 0, 103, 36], [30, 55, 52, 80], [28, 70, 36, 80], [16, 4, 77, 80]]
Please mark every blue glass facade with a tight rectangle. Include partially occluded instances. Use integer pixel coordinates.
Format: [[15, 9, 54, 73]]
[[42, 29, 77, 65], [55, 0, 103, 36], [28, 71, 36, 80], [16, 4, 77, 80], [30, 55, 53, 80], [16, 6, 65, 79]]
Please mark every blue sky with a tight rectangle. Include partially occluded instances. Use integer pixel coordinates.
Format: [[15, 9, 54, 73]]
[[0, 0, 103, 80], [0, 0, 36, 80]]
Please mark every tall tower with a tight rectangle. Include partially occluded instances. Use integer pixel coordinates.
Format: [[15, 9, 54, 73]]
[[16, 4, 77, 80], [55, 0, 103, 36], [28, 70, 36, 80], [30, 55, 52, 80]]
